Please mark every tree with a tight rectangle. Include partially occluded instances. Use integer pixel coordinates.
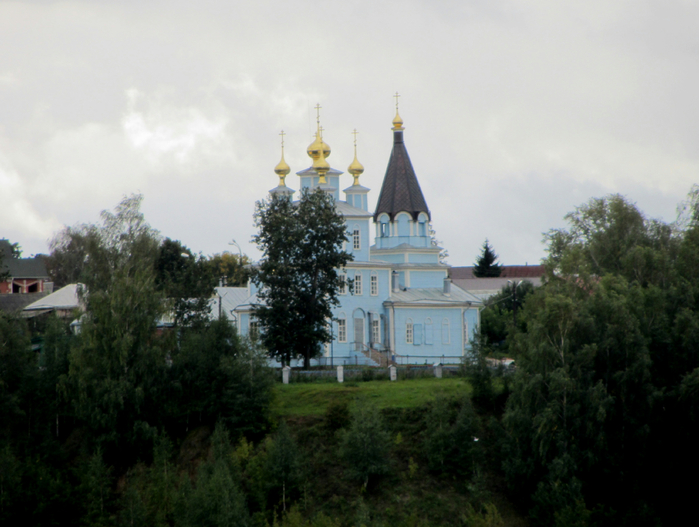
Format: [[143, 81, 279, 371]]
[[252, 188, 352, 368], [176, 423, 249, 527], [45, 225, 101, 288], [480, 281, 535, 352], [473, 240, 502, 277], [59, 195, 167, 459], [0, 313, 32, 442], [206, 252, 251, 287], [0, 240, 21, 282], [499, 191, 699, 525], [340, 404, 390, 489], [266, 421, 301, 512], [155, 238, 215, 328], [171, 318, 274, 436], [47, 194, 161, 291], [428, 224, 449, 264]]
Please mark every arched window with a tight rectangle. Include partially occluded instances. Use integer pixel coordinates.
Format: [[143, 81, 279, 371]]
[[442, 318, 450, 344], [418, 213, 428, 237], [406, 318, 414, 344], [370, 271, 378, 296], [379, 214, 389, 237], [370, 312, 380, 345], [354, 272, 362, 295], [337, 313, 347, 343], [339, 272, 347, 295], [353, 309, 365, 351], [424, 318, 433, 345], [396, 213, 410, 237]]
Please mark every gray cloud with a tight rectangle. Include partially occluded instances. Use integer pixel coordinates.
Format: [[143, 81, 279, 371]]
[[1, 0, 697, 267]]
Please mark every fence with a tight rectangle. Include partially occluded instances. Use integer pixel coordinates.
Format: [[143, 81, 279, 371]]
[[316, 354, 468, 367], [391, 355, 466, 366], [281, 362, 465, 384]]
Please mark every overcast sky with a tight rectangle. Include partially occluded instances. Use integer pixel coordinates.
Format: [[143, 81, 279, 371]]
[[2, 0, 698, 267]]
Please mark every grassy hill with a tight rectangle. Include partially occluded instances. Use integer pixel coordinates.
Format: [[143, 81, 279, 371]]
[[258, 374, 527, 527], [271, 377, 470, 417]]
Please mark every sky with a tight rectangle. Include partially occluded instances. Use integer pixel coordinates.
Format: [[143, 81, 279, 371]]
[[2, 0, 698, 267]]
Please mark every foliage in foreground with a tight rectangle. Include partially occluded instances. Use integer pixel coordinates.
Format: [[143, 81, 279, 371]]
[[252, 187, 352, 368], [499, 191, 699, 526]]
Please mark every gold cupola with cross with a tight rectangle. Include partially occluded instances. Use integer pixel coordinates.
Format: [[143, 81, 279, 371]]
[[343, 128, 370, 212], [270, 130, 294, 196]]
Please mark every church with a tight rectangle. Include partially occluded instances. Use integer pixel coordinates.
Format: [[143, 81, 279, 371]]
[[232, 104, 482, 366]]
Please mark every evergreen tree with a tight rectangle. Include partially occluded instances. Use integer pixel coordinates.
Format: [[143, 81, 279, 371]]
[[340, 405, 390, 489], [176, 423, 249, 527], [252, 188, 352, 368], [266, 421, 301, 512], [473, 240, 502, 277]]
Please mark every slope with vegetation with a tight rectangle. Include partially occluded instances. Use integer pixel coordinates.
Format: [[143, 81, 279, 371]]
[[3, 188, 699, 526]]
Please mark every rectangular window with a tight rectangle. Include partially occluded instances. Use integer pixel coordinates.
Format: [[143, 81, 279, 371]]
[[463, 317, 469, 349], [442, 319, 450, 344], [339, 274, 347, 294], [370, 274, 378, 296], [372, 318, 380, 345], [353, 228, 361, 250], [338, 319, 347, 342], [354, 273, 362, 295], [249, 319, 259, 339]]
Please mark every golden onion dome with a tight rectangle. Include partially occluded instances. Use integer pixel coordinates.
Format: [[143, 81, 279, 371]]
[[275, 130, 291, 184], [313, 150, 330, 172], [348, 154, 364, 176], [274, 153, 290, 178], [392, 109, 404, 130], [320, 138, 331, 159], [307, 133, 323, 159]]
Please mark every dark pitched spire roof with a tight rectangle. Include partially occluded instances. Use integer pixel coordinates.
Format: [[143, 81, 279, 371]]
[[373, 129, 430, 221]]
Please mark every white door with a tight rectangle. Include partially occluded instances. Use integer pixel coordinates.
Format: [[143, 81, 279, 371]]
[[354, 318, 364, 351]]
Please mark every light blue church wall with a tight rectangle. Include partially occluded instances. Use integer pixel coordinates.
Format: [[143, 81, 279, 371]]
[[345, 218, 371, 262], [374, 235, 432, 249], [392, 307, 468, 361], [370, 252, 405, 264], [407, 253, 440, 264], [346, 193, 368, 211], [408, 270, 447, 288], [463, 307, 480, 353], [329, 267, 391, 358]]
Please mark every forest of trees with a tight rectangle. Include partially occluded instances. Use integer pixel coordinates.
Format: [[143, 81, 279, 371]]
[[477, 190, 699, 526], [2, 188, 699, 526], [0, 196, 272, 525]]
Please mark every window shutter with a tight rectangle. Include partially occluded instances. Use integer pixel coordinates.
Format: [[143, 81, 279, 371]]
[[413, 324, 423, 346], [425, 321, 433, 345]]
